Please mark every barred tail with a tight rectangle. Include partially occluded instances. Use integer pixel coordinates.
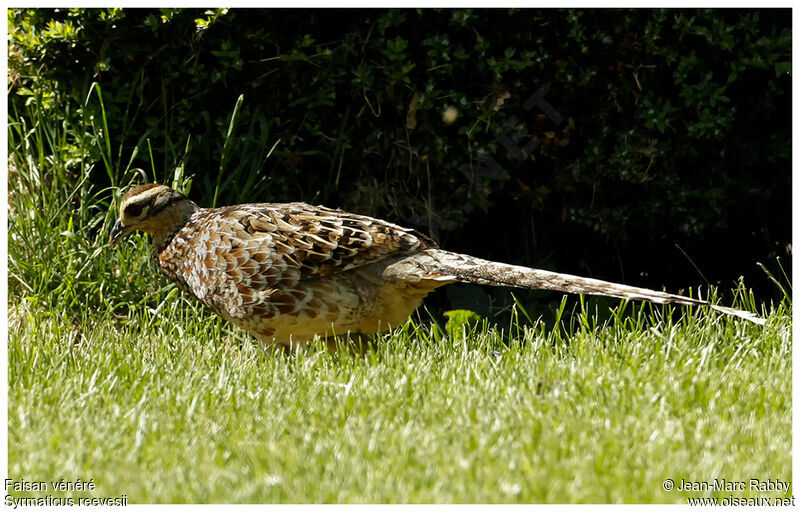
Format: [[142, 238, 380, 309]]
[[387, 249, 765, 325]]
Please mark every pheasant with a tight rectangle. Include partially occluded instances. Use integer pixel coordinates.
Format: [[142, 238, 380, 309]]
[[110, 183, 765, 350]]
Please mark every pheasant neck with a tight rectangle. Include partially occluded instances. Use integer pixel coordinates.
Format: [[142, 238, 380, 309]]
[[152, 200, 199, 252]]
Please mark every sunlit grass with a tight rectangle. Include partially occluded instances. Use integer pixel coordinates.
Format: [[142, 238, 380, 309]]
[[7, 297, 791, 503]]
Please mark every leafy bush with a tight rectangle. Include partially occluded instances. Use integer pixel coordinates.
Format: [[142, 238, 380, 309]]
[[8, 8, 791, 315]]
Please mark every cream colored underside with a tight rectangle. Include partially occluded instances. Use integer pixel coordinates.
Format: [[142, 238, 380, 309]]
[[226, 266, 444, 349]]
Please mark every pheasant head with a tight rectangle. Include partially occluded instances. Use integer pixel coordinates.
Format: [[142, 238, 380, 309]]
[[109, 184, 199, 249]]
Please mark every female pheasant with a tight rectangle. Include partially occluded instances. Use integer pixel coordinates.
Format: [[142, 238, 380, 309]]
[[110, 184, 764, 350]]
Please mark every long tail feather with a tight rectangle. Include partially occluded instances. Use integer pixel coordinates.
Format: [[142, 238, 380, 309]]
[[393, 249, 765, 325]]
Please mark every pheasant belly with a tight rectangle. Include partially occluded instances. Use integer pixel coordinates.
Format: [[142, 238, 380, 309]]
[[156, 242, 434, 347], [237, 272, 433, 346]]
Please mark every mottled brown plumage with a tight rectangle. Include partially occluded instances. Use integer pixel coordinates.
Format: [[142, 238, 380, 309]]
[[110, 184, 764, 350]]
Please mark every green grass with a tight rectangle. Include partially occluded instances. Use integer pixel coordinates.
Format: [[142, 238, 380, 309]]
[[7, 85, 792, 504], [7, 300, 792, 503]]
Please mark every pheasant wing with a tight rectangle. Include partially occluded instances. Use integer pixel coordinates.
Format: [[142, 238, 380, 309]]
[[218, 202, 435, 284]]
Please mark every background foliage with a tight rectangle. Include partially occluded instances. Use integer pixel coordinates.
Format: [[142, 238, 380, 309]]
[[8, 8, 791, 318]]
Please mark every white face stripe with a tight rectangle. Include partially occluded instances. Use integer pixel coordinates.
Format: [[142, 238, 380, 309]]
[[122, 186, 165, 208]]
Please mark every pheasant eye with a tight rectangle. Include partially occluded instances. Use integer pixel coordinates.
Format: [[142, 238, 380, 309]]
[[124, 204, 145, 218]]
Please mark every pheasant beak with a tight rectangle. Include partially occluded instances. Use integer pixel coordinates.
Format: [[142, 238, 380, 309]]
[[109, 218, 134, 248]]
